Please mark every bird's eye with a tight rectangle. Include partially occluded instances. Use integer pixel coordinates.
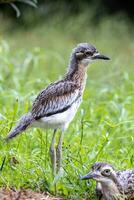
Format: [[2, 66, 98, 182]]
[[85, 51, 93, 56], [102, 169, 111, 176]]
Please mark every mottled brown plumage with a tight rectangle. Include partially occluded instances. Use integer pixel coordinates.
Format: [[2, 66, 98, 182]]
[[32, 81, 80, 119], [6, 43, 110, 174], [81, 162, 134, 200]]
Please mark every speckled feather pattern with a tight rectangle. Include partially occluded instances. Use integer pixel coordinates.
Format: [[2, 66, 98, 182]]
[[117, 169, 134, 197], [31, 81, 80, 119]]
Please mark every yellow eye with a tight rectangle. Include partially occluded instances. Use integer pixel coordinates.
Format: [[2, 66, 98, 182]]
[[102, 169, 111, 176]]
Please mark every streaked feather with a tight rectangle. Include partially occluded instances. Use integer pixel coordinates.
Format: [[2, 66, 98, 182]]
[[32, 80, 80, 119], [117, 169, 134, 197], [6, 112, 34, 140]]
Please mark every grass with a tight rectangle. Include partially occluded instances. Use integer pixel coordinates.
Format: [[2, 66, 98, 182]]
[[0, 12, 134, 199]]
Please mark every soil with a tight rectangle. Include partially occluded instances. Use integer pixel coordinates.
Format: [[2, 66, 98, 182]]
[[0, 188, 63, 200]]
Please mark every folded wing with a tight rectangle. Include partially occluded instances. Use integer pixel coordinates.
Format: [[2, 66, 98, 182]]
[[31, 81, 79, 119]]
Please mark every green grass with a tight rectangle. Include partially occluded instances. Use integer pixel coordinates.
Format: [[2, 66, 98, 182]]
[[0, 12, 134, 199]]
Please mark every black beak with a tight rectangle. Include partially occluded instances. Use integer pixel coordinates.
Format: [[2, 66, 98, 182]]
[[80, 172, 94, 180], [93, 54, 110, 60]]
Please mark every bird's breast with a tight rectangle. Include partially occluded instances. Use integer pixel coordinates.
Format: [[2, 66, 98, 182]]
[[102, 182, 123, 200]]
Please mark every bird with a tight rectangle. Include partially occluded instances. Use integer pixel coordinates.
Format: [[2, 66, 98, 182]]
[[5, 43, 110, 175], [81, 162, 134, 200]]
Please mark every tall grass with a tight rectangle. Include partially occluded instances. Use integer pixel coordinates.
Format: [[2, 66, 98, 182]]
[[0, 12, 134, 199]]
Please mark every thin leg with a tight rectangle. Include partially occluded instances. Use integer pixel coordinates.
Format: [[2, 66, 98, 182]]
[[56, 131, 64, 172], [49, 129, 57, 176]]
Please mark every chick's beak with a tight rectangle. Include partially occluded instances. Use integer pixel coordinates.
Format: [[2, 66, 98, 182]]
[[92, 53, 110, 60], [81, 171, 95, 180]]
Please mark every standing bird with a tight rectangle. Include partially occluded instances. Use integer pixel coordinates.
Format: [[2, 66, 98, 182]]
[[81, 162, 134, 200], [6, 43, 110, 175]]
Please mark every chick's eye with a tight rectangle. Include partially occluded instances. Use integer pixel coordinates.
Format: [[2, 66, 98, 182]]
[[85, 51, 93, 56], [102, 169, 111, 176]]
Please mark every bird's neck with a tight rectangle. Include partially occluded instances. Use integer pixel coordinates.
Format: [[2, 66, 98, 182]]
[[65, 55, 88, 92], [101, 181, 124, 200]]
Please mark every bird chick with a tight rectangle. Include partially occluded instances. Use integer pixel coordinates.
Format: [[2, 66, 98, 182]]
[[81, 162, 134, 200]]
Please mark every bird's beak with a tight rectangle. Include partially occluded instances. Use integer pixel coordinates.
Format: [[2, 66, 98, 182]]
[[80, 171, 95, 180], [92, 53, 110, 60]]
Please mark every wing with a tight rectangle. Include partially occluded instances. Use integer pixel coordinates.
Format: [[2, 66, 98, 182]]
[[31, 81, 79, 119], [126, 170, 134, 196], [117, 170, 134, 196]]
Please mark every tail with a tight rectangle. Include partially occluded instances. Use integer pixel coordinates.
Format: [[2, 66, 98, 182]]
[[5, 112, 34, 141]]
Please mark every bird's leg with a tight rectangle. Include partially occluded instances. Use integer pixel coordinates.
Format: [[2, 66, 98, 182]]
[[56, 130, 64, 173], [49, 129, 57, 176]]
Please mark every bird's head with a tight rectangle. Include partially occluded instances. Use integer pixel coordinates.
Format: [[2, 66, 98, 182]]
[[81, 162, 117, 185], [72, 43, 110, 67]]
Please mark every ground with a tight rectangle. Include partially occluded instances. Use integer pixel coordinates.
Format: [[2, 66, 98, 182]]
[[0, 188, 62, 200]]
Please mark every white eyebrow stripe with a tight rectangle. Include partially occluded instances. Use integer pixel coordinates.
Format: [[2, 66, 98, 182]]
[[101, 166, 113, 172]]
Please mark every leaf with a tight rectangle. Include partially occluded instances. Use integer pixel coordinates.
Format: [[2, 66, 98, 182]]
[[53, 167, 64, 185], [10, 3, 21, 17], [17, 0, 37, 8]]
